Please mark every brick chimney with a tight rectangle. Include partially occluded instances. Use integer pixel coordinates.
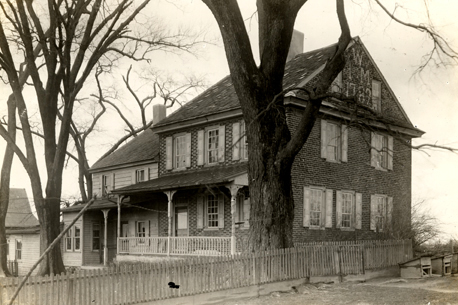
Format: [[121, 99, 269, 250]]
[[153, 104, 167, 125], [286, 30, 304, 62]]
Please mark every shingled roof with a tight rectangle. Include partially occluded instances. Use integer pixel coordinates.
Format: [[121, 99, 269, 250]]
[[113, 163, 247, 194], [91, 129, 159, 171], [6, 188, 39, 227], [153, 43, 337, 128]]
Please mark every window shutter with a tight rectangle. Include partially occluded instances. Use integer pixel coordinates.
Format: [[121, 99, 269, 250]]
[[370, 132, 377, 167], [218, 125, 225, 163], [243, 198, 250, 228], [197, 130, 204, 165], [341, 125, 348, 162], [146, 220, 151, 237], [185, 133, 192, 168], [336, 191, 342, 228], [196, 196, 204, 229], [387, 136, 393, 170], [321, 119, 327, 159], [355, 193, 362, 229], [144, 167, 149, 181], [303, 187, 310, 227], [387, 197, 393, 230], [100, 176, 104, 196], [111, 173, 115, 191], [232, 122, 240, 161], [370, 195, 376, 231], [325, 189, 333, 228], [166, 136, 173, 170], [218, 194, 224, 228]]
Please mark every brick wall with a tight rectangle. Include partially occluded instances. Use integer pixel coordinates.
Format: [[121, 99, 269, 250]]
[[287, 106, 412, 243]]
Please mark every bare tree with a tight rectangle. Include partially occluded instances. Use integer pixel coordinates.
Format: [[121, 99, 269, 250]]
[[0, 0, 201, 275], [69, 65, 205, 201], [201, 0, 457, 251]]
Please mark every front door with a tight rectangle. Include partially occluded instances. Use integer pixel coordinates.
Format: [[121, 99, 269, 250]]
[[175, 207, 188, 236]]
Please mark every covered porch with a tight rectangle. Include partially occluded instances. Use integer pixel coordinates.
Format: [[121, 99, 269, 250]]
[[113, 163, 249, 259]]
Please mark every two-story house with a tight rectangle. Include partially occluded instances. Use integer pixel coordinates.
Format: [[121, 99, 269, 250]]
[[61, 36, 423, 266]]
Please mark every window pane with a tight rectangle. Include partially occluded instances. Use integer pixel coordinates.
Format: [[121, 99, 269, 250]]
[[341, 193, 353, 228], [207, 194, 219, 227], [175, 136, 186, 168], [74, 226, 81, 250], [310, 189, 322, 226], [16, 241, 22, 260], [207, 129, 219, 163], [326, 123, 340, 161], [93, 223, 100, 250]]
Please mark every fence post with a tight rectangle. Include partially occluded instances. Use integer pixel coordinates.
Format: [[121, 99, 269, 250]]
[[66, 273, 75, 305], [334, 248, 342, 282], [360, 244, 365, 274]]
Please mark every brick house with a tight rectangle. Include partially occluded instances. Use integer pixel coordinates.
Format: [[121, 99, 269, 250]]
[[61, 36, 423, 266]]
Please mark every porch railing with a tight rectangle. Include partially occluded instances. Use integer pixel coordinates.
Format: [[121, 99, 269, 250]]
[[118, 236, 231, 256]]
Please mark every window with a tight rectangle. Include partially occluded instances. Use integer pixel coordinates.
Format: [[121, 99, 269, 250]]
[[331, 72, 343, 93], [166, 133, 191, 170], [174, 135, 187, 168], [6, 239, 9, 259], [372, 80, 381, 111], [341, 192, 353, 228], [207, 194, 219, 228], [196, 193, 224, 229], [136, 169, 145, 183], [207, 129, 219, 164], [370, 195, 393, 232], [136, 221, 146, 237], [102, 175, 109, 196], [303, 187, 333, 229], [371, 133, 393, 170], [65, 225, 81, 252], [232, 121, 248, 161], [92, 223, 101, 251], [321, 120, 348, 162], [15, 240, 22, 260]]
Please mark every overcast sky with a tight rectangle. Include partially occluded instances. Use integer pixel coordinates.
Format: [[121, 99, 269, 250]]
[[1, 0, 457, 240]]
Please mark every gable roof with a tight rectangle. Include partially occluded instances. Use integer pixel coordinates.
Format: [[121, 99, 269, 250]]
[[91, 129, 159, 172], [153, 38, 419, 135], [6, 188, 39, 227], [153, 44, 336, 129]]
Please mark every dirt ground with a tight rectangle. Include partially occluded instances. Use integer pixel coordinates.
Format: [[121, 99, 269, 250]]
[[218, 276, 458, 305]]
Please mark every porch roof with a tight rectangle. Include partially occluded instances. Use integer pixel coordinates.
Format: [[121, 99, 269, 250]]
[[112, 163, 248, 195], [61, 198, 120, 213]]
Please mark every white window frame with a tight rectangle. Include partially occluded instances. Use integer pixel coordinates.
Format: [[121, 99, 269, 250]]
[[15, 240, 22, 260], [370, 195, 393, 232], [321, 120, 348, 163], [372, 80, 382, 112], [340, 191, 354, 229], [136, 169, 145, 183], [240, 121, 248, 160], [206, 128, 219, 164], [174, 135, 187, 169], [92, 223, 101, 251], [303, 186, 333, 229], [206, 194, 219, 228], [65, 225, 81, 252], [371, 133, 393, 170], [102, 175, 109, 196]]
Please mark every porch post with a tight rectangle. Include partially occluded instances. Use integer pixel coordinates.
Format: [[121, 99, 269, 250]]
[[229, 184, 242, 255], [164, 190, 176, 256], [117, 196, 123, 255], [101, 209, 110, 266]]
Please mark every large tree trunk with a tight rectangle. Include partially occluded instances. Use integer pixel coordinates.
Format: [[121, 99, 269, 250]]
[[35, 194, 66, 275], [0, 96, 17, 277]]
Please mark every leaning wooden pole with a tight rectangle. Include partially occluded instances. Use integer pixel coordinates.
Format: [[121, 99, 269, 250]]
[[7, 198, 96, 305]]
